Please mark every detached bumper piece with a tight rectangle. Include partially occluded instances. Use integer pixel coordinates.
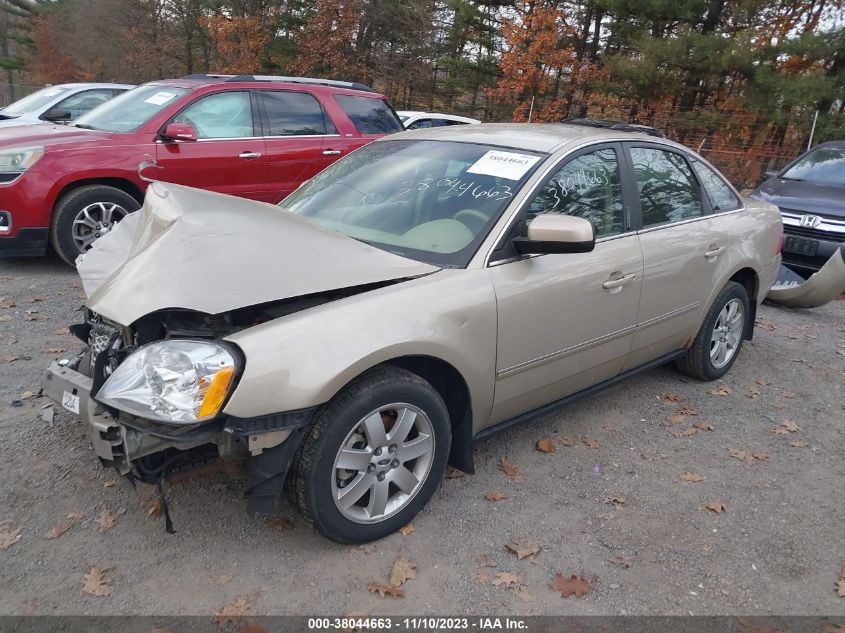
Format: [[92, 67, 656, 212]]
[[766, 249, 845, 309]]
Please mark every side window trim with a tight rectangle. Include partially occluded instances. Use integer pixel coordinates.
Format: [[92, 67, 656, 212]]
[[487, 141, 630, 265], [622, 141, 712, 232]]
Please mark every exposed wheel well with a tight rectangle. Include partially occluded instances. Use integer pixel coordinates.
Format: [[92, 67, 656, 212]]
[[729, 267, 759, 340], [385, 356, 474, 474], [54, 178, 145, 209]]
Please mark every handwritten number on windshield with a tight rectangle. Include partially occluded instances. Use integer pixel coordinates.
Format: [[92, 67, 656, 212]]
[[395, 178, 512, 202]]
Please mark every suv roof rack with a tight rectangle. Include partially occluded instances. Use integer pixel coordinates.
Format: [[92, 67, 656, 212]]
[[562, 117, 665, 138], [180, 73, 374, 93]]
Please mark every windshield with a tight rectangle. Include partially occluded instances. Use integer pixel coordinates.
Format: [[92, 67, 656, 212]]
[[2, 86, 70, 115], [781, 146, 845, 187], [73, 85, 187, 132], [281, 140, 545, 266]]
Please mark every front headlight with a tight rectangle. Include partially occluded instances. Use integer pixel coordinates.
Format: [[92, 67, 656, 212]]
[[0, 146, 44, 181], [96, 340, 239, 424]]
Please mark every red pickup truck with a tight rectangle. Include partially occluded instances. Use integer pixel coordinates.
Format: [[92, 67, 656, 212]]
[[0, 74, 403, 264]]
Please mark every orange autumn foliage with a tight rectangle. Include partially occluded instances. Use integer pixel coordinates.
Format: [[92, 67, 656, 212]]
[[205, 14, 270, 75], [289, 0, 363, 79]]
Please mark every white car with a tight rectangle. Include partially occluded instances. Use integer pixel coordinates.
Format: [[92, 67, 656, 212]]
[[0, 83, 134, 127], [397, 110, 480, 130]]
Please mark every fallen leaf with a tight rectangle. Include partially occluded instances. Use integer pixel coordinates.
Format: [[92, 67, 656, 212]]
[[581, 436, 599, 449], [605, 495, 626, 507], [729, 448, 753, 464], [485, 490, 507, 502], [0, 315, 10, 322], [498, 457, 522, 481], [367, 583, 404, 598], [492, 572, 520, 588], [19, 390, 35, 400], [214, 595, 250, 626], [756, 379, 770, 386], [505, 539, 540, 560], [836, 565, 845, 597], [147, 500, 164, 519], [666, 414, 687, 425], [23, 311, 38, 321], [478, 554, 498, 567], [46, 347, 66, 354], [681, 471, 705, 483], [0, 355, 18, 363], [787, 440, 808, 448], [210, 574, 233, 586], [389, 555, 416, 587], [0, 521, 22, 549], [694, 421, 714, 431], [676, 406, 698, 416], [27, 297, 44, 303], [756, 319, 776, 331], [513, 586, 535, 602], [0, 298, 15, 308], [66, 512, 84, 521], [70, 281, 81, 289], [96, 511, 118, 533], [703, 502, 726, 514], [44, 521, 74, 540], [266, 517, 291, 531], [399, 524, 414, 537], [662, 393, 683, 402], [444, 465, 465, 479], [751, 451, 769, 461], [682, 427, 699, 436], [536, 437, 556, 453], [709, 385, 732, 396], [552, 573, 590, 598], [81, 566, 113, 597], [609, 555, 631, 568], [103, 481, 117, 488], [770, 426, 791, 435], [52, 327, 70, 336], [556, 434, 576, 446], [781, 420, 800, 432]]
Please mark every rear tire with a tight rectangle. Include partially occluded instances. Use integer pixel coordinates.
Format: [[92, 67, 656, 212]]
[[51, 185, 140, 266], [291, 366, 450, 544], [676, 281, 749, 381]]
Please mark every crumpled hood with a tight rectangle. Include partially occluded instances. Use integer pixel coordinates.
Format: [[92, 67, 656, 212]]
[[753, 177, 845, 218], [79, 182, 439, 325]]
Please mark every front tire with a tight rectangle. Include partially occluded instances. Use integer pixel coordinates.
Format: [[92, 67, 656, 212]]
[[51, 185, 140, 266], [676, 281, 749, 380], [291, 366, 450, 544]]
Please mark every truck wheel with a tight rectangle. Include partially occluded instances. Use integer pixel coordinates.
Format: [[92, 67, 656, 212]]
[[676, 281, 749, 380], [291, 366, 450, 544], [51, 185, 140, 266]]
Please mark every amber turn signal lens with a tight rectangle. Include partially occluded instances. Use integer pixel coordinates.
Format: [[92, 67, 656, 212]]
[[198, 366, 235, 418]]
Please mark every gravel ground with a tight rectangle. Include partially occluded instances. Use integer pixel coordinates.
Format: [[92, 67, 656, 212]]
[[0, 254, 843, 618]]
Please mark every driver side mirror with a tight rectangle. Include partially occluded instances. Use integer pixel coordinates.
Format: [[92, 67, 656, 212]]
[[161, 122, 197, 142], [513, 215, 596, 255], [43, 108, 72, 123]]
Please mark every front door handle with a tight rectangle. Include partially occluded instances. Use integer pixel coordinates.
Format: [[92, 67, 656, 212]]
[[239, 151, 262, 160], [705, 245, 725, 259], [323, 149, 342, 156], [602, 273, 636, 290]]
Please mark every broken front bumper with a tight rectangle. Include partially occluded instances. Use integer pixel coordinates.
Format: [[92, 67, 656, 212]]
[[42, 360, 127, 468]]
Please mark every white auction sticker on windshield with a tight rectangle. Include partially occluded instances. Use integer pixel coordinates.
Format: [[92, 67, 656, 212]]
[[144, 91, 177, 106], [466, 150, 541, 181]]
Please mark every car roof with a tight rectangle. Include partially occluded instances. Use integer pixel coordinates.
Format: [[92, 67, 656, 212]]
[[149, 75, 382, 96], [51, 82, 135, 90], [382, 122, 676, 153], [814, 140, 845, 150]]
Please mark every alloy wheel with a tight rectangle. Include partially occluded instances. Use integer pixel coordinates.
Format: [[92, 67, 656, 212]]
[[331, 403, 435, 524], [71, 201, 129, 253], [710, 298, 745, 369]]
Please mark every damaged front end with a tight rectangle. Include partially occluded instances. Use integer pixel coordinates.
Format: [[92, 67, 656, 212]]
[[42, 306, 315, 516]]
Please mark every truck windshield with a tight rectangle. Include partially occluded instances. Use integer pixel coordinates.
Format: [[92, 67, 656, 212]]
[[73, 85, 188, 133]]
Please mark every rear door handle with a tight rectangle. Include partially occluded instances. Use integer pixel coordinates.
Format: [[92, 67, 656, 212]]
[[705, 245, 725, 259], [323, 149, 342, 156], [239, 151, 262, 160], [602, 273, 636, 290]]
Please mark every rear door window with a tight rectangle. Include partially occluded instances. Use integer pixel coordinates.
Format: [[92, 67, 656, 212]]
[[629, 146, 703, 228], [690, 158, 741, 212], [334, 96, 403, 134], [258, 91, 332, 136]]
